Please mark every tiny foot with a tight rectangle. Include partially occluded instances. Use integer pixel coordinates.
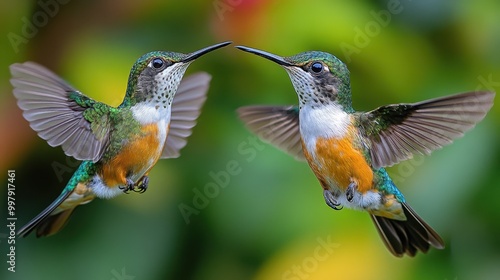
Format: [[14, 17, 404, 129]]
[[323, 190, 342, 210], [119, 178, 135, 194], [133, 176, 149, 194], [346, 181, 357, 202]]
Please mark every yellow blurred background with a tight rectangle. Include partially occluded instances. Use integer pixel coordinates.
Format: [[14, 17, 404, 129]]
[[1, 0, 499, 279]]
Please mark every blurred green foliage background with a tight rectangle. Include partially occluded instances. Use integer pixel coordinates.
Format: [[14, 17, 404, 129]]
[[1, 0, 499, 279]]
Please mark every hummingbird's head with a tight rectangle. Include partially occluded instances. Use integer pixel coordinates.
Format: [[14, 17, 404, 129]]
[[123, 41, 231, 108], [236, 46, 353, 111]]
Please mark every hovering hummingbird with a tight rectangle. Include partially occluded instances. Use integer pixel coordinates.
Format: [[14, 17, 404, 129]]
[[11, 41, 231, 237], [236, 46, 495, 257]]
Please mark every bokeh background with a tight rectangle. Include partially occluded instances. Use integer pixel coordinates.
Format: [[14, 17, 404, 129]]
[[1, 0, 499, 279]]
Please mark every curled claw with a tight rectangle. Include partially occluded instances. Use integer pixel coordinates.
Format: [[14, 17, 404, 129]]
[[133, 176, 149, 194], [323, 189, 343, 210], [346, 181, 357, 202], [119, 178, 136, 194]]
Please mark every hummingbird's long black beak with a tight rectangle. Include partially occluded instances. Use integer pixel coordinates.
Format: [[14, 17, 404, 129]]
[[182, 41, 232, 63], [235, 46, 294, 67]]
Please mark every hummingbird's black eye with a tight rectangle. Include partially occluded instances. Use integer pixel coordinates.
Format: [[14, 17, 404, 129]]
[[152, 58, 164, 69], [311, 62, 323, 73]]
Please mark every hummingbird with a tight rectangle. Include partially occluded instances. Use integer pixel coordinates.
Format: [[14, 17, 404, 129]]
[[11, 41, 231, 237], [235, 46, 495, 257]]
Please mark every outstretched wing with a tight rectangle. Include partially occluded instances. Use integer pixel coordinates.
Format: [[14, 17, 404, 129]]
[[161, 73, 210, 158], [10, 62, 112, 162], [237, 105, 305, 161], [358, 91, 495, 169]]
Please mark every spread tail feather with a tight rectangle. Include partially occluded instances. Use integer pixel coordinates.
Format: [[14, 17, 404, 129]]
[[18, 177, 95, 237], [17, 190, 72, 237], [370, 202, 444, 257], [33, 208, 76, 237]]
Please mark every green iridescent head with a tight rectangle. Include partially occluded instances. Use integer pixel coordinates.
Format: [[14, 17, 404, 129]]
[[236, 46, 352, 111], [121, 41, 231, 108]]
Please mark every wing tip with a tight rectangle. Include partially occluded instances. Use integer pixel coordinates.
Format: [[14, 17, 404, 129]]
[[164, 72, 211, 159], [183, 72, 212, 83], [236, 105, 296, 118], [236, 106, 251, 117]]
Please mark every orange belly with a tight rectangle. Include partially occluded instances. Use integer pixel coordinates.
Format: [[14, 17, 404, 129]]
[[303, 134, 374, 193], [100, 123, 163, 187]]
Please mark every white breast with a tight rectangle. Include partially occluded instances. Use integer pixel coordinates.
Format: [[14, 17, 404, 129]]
[[131, 102, 171, 125], [131, 102, 170, 155], [299, 103, 351, 157]]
